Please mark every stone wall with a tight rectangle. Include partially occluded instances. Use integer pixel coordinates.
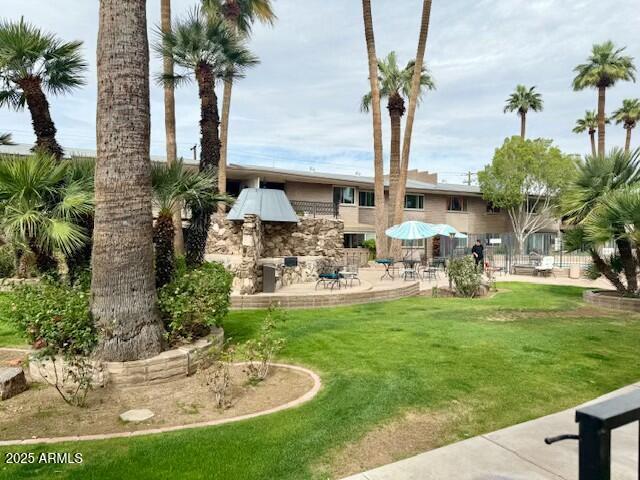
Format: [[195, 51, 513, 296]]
[[206, 215, 242, 255], [262, 218, 343, 258]]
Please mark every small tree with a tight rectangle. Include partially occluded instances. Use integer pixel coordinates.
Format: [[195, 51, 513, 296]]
[[478, 137, 576, 253]]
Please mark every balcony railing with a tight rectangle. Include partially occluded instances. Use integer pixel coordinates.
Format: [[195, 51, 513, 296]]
[[290, 200, 339, 218]]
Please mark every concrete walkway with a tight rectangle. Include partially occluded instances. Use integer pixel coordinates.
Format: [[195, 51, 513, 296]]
[[342, 382, 640, 480]]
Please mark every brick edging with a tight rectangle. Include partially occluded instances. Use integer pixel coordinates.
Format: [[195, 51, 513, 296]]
[[231, 282, 420, 310], [583, 289, 640, 313], [0, 363, 321, 446]]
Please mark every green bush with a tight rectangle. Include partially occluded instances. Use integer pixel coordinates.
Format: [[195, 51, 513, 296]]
[[0, 244, 15, 278], [447, 256, 482, 298], [158, 261, 233, 343], [8, 279, 96, 356], [362, 239, 376, 260]]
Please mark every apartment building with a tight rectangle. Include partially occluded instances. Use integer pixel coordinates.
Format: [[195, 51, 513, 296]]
[[224, 163, 560, 254]]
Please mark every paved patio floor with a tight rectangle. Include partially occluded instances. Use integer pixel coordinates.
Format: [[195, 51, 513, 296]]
[[342, 382, 640, 480]]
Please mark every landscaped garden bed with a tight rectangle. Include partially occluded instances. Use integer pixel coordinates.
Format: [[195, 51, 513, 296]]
[[0, 363, 317, 442], [583, 289, 640, 313]]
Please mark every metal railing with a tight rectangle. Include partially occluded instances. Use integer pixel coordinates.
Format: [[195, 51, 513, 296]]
[[290, 200, 339, 218], [545, 388, 640, 479]]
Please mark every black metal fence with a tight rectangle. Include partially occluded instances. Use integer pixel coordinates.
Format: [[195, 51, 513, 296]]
[[290, 200, 339, 218]]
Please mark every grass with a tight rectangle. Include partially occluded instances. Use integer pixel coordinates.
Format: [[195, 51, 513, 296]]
[[1, 283, 639, 480], [0, 292, 25, 347]]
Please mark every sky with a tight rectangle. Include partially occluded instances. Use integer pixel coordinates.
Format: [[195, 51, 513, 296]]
[[2, 1, 640, 184]]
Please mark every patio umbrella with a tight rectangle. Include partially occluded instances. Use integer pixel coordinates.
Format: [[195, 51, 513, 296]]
[[431, 224, 468, 239], [385, 221, 437, 240]]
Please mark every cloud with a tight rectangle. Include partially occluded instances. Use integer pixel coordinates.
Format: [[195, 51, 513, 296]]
[[1, 0, 639, 180]]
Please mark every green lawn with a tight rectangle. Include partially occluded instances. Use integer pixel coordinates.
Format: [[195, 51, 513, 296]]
[[1, 283, 639, 480]]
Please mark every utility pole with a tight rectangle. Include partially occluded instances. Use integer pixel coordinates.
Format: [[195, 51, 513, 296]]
[[190, 144, 197, 163]]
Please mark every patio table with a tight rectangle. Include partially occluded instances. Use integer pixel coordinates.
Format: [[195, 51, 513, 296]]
[[375, 258, 395, 280]]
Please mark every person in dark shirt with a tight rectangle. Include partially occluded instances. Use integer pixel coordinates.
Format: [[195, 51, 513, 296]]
[[471, 240, 484, 271]]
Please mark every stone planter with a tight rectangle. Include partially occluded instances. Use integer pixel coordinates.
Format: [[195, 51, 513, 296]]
[[29, 327, 224, 388], [583, 290, 640, 313]]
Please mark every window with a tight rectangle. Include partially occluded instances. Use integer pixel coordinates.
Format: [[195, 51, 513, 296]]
[[525, 198, 538, 213], [486, 201, 501, 213], [401, 239, 425, 247], [447, 196, 468, 212], [333, 186, 355, 205], [359, 191, 375, 207], [260, 181, 285, 190], [404, 194, 424, 210], [343, 233, 365, 248]]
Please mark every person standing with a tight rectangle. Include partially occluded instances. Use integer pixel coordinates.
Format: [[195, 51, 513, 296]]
[[472, 239, 484, 271]]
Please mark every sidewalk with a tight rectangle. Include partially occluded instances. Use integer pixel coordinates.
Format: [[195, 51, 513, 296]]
[[342, 382, 640, 480]]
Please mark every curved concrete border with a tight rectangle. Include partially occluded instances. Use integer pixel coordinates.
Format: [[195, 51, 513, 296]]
[[583, 289, 640, 313], [0, 363, 321, 446], [232, 281, 420, 309]]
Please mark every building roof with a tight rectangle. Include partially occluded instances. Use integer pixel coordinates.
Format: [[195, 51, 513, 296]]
[[227, 188, 298, 223], [0, 143, 482, 196]]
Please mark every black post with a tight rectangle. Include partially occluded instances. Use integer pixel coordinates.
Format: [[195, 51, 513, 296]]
[[578, 417, 611, 480]]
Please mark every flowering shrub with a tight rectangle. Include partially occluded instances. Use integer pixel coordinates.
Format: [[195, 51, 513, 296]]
[[158, 262, 233, 343], [447, 256, 482, 298]]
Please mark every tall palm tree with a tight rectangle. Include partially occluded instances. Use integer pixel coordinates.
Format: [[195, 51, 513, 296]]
[[503, 85, 543, 139], [160, 0, 185, 256], [202, 0, 276, 206], [394, 0, 433, 235], [361, 0, 386, 257], [93, 0, 165, 361], [156, 8, 258, 267], [573, 41, 636, 156], [151, 160, 231, 288], [612, 98, 640, 152], [573, 110, 610, 156], [561, 148, 640, 294], [361, 52, 435, 233], [0, 133, 14, 145], [0, 18, 86, 160], [0, 153, 93, 275]]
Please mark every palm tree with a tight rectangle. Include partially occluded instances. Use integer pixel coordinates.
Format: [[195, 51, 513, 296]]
[[160, 0, 185, 256], [573, 110, 610, 156], [202, 0, 276, 205], [0, 18, 87, 160], [361, 52, 435, 233], [561, 148, 640, 294], [612, 98, 640, 152], [156, 8, 258, 267], [503, 85, 543, 139], [573, 41, 636, 156], [93, 0, 165, 361], [361, 0, 386, 257], [394, 0, 433, 236], [0, 154, 93, 275], [0, 133, 14, 145], [151, 160, 231, 288]]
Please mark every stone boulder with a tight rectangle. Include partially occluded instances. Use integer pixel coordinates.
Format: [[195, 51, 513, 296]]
[[0, 367, 28, 400]]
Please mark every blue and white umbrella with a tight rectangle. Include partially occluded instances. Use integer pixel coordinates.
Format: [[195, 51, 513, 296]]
[[385, 221, 437, 240], [431, 224, 468, 239]]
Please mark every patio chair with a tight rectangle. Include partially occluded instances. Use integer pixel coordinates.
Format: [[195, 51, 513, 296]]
[[316, 265, 342, 291], [535, 256, 555, 277], [340, 263, 361, 287], [420, 259, 439, 281], [400, 259, 419, 281]]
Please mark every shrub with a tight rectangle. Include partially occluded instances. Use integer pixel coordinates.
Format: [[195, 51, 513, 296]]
[[447, 256, 482, 298], [198, 341, 236, 409], [362, 239, 376, 260], [0, 244, 15, 278], [158, 262, 233, 344], [242, 305, 286, 384], [8, 279, 96, 406]]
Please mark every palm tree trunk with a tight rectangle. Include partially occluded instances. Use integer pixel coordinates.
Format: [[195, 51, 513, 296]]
[[218, 77, 233, 214], [589, 130, 596, 157], [388, 94, 405, 259], [362, 0, 387, 258], [393, 0, 432, 232], [616, 238, 638, 293], [520, 112, 526, 139], [18, 77, 64, 160], [597, 86, 606, 156], [185, 63, 220, 267], [160, 0, 184, 256], [93, 0, 165, 362], [625, 127, 632, 153], [590, 248, 626, 293], [154, 212, 175, 288]]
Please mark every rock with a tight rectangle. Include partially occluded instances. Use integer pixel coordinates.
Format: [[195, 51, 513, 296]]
[[0, 367, 28, 400], [119, 408, 155, 423]]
